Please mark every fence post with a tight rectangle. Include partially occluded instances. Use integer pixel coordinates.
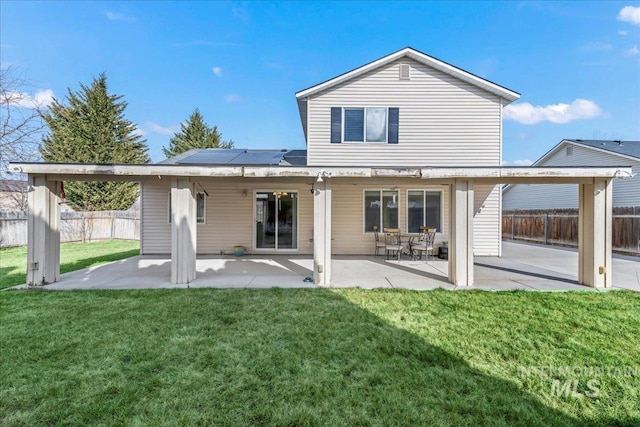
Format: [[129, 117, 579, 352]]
[[511, 213, 515, 240], [544, 212, 548, 245]]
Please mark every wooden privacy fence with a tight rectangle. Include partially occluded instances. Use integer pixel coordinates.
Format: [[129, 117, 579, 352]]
[[502, 207, 640, 255], [0, 210, 140, 248]]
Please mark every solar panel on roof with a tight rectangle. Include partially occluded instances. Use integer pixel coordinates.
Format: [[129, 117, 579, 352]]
[[177, 149, 245, 165], [283, 150, 307, 166], [172, 148, 309, 166], [227, 151, 286, 165]]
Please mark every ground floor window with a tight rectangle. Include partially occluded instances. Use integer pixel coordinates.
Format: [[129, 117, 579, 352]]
[[168, 192, 206, 224], [407, 190, 442, 233], [364, 190, 399, 232]]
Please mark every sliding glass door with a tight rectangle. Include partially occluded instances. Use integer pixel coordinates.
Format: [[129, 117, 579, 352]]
[[255, 191, 297, 250]]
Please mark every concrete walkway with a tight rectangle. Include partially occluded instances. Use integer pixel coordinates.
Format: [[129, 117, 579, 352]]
[[10, 241, 640, 291]]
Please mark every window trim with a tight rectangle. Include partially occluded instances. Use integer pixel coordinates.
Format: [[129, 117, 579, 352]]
[[343, 107, 389, 144], [405, 189, 443, 235], [168, 191, 206, 224], [363, 189, 400, 234]]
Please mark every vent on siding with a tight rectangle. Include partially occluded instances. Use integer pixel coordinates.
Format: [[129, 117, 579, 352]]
[[399, 63, 410, 80], [566, 146, 573, 156]]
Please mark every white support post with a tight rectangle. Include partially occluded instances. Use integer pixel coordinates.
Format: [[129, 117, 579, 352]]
[[313, 179, 332, 285], [171, 178, 197, 285], [578, 179, 612, 288], [27, 175, 61, 286], [448, 179, 474, 286]]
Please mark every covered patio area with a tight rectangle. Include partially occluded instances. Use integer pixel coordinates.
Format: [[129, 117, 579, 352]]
[[23, 241, 639, 292], [9, 162, 634, 290]]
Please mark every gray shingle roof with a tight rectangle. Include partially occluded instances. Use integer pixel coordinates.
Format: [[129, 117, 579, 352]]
[[566, 139, 640, 160], [0, 179, 27, 192], [158, 149, 307, 166]]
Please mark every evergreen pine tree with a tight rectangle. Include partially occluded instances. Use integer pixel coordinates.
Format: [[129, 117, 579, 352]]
[[162, 108, 233, 158], [40, 73, 149, 211]]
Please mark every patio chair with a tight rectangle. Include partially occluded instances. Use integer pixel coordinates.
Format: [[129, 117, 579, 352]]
[[372, 225, 386, 257], [411, 226, 436, 262], [383, 228, 403, 262]]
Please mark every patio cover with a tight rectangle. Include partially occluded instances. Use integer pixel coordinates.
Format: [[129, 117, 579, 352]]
[[8, 162, 633, 288]]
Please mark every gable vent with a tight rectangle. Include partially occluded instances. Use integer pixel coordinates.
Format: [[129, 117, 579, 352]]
[[566, 146, 573, 156], [399, 63, 410, 80]]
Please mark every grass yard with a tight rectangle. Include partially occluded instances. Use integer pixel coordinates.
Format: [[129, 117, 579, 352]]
[[0, 240, 139, 289], [1, 288, 638, 426]]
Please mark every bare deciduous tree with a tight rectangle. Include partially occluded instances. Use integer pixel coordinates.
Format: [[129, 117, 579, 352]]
[[0, 65, 49, 173]]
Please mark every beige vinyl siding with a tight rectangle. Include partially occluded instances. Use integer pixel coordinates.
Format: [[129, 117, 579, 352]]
[[306, 57, 502, 167], [503, 143, 640, 210], [141, 178, 314, 255], [331, 179, 450, 254], [473, 185, 501, 256], [141, 181, 171, 254]]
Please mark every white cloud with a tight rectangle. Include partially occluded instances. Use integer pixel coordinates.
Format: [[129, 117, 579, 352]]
[[4, 89, 55, 109], [618, 30, 629, 35], [617, 6, 640, 25], [503, 159, 533, 166], [212, 67, 223, 77], [624, 46, 639, 56], [503, 99, 604, 125], [106, 11, 136, 23], [225, 94, 242, 103], [144, 122, 178, 136], [579, 42, 612, 52]]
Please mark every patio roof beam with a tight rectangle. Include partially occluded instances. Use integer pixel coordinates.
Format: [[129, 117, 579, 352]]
[[10, 162, 631, 183]]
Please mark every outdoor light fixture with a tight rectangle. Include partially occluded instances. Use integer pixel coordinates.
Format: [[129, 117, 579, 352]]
[[614, 169, 637, 179], [242, 190, 247, 197], [316, 170, 331, 182]]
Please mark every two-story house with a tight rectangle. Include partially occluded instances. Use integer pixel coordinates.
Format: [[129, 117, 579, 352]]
[[142, 47, 518, 258], [12, 47, 626, 288]]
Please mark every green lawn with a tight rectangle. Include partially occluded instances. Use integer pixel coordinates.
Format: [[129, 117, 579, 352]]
[[1, 289, 638, 426], [0, 240, 140, 289]]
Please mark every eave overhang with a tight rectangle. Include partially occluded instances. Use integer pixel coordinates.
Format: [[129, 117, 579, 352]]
[[8, 163, 632, 185]]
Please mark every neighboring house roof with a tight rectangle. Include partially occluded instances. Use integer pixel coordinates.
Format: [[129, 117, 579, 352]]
[[0, 179, 27, 192], [294, 47, 520, 143], [158, 149, 307, 166], [561, 139, 640, 161], [503, 139, 639, 193], [530, 139, 640, 168]]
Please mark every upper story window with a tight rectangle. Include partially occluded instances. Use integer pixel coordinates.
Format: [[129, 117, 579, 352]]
[[344, 108, 387, 143], [331, 107, 399, 144]]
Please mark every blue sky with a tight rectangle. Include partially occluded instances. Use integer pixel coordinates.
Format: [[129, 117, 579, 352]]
[[2, 1, 639, 165]]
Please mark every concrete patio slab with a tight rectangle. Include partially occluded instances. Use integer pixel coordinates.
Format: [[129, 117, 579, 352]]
[[7, 241, 639, 291]]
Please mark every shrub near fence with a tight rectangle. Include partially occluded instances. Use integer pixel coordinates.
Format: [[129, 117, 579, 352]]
[[502, 207, 640, 255], [0, 210, 140, 248]]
